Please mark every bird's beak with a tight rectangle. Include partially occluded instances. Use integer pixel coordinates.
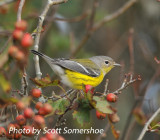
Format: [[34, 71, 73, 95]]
[[114, 63, 121, 67]]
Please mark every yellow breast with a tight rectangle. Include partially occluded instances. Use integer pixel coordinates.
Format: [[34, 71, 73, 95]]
[[65, 69, 104, 89]]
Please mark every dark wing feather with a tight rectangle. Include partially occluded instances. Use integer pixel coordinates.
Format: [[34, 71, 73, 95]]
[[52, 59, 100, 77]]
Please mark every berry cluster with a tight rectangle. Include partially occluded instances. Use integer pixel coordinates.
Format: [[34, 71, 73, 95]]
[[0, 88, 64, 139], [84, 85, 118, 120], [8, 20, 33, 69]]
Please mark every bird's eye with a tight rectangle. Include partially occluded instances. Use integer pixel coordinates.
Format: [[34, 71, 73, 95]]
[[105, 61, 109, 65]]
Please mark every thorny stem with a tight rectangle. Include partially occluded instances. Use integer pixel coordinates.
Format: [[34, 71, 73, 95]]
[[137, 107, 160, 140]]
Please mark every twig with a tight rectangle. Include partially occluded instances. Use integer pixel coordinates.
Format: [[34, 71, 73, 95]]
[[70, 0, 99, 58], [17, 0, 25, 21], [104, 79, 109, 94], [128, 28, 135, 74], [53, 10, 91, 22], [92, 0, 138, 32], [54, 91, 77, 128], [0, 0, 16, 6], [71, 0, 138, 57], [112, 74, 141, 95], [33, 0, 68, 79], [0, 36, 12, 55], [137, 107, 160, 140]]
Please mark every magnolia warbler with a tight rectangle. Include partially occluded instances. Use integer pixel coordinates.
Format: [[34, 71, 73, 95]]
[[31, 50, 120, 89]]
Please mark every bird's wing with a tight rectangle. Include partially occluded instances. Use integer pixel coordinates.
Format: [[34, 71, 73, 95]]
[[52, 59, 101, 77]]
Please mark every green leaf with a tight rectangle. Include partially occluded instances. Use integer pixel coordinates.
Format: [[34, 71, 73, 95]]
[[0, 73, 11, 92], [51, 98, 70, 115], [73, 108, 90, 127], [30, 74, 59, 88], [91, 96, 112, 114]]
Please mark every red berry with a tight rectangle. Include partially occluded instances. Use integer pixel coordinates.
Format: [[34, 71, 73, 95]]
[[12, 29, 23, 40], [22, 126, 34, 136], [15, 20, 27, 31], [38, 107, 46, 116], [46, 132, 59, 140], [24, 108, 34, 119], [6, 131, 14, 139], [106, 93, 117, 102], [58, 136, 65, 140], [16, 101, 25, 110], [43, 103, 53, 114], [21, 33, 33, 48], [96, 110, 106, 120], [15, 50, 25, 62], [85, 85, 94, 94], [31, 88, 41, 98], [40, 137, 48, 140], [14, 133, 22, 139], [35, 102, 43, 110], [7, 123, 15, 131], [0, 127, 6, 137], [8, 46, 18, 57], [16, 115, 26, 125], [33, 115, 45, 129]]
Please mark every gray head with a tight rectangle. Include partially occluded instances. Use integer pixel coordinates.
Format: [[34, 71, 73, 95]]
[[90, 56, 120, 74]]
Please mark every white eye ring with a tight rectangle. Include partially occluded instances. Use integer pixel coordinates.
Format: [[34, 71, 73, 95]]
[[105, 61, 109, 65]]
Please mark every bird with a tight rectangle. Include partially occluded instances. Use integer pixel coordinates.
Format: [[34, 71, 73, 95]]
[[31, 50, 120, 89]]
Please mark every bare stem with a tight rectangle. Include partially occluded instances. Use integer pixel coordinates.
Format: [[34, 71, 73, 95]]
[[33, 0, 68, 79], [17, 0, 25, 21], [112, 74, 141, 95], [137, 107, 160, 140]]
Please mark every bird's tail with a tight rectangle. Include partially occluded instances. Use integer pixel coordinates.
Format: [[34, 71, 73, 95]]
[[31, 50, 52, 61]]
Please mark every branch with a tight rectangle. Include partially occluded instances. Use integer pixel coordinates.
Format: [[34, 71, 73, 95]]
[[70, 0, 99, 58], [112, 74, 141, 95], [17, 0, 25, 21], [71, 0, 138, 57], [137, 107, 160, 140], [33, 0, 68, 79], [92, 0, 138, 32]]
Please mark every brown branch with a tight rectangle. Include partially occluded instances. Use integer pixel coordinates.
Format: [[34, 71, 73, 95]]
[[70, 0, 99, 58], [137, 107, 160, 140], [71, 0, 138, 57]]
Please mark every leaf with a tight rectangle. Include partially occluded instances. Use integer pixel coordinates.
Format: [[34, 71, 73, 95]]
[[72, 97, 92, 126], [30, 74, 59, 88], [72, 108, 90, 127], [0, 73, 11, 92], [0, 93, 18, 108], [50, 98, 70, 115], [91, 96, 112, 114]]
